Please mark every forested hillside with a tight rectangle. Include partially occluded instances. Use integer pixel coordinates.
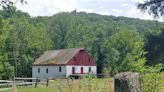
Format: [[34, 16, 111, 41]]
[[0, 8, 164, 78]]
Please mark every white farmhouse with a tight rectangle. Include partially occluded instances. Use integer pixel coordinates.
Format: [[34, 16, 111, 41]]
[[32, 48, 97, 78]]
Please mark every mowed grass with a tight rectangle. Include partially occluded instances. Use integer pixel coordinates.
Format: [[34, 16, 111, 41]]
[[4, 78, 114, 92]]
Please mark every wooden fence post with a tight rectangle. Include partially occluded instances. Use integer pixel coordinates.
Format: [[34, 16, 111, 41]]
[[24, 79, 27, 87], [114, 72, 141, 92], [13, 76, 15, 87], [35, 77, 38, 88], [12, 76, 17, 92], [46, 78, 49, 87]]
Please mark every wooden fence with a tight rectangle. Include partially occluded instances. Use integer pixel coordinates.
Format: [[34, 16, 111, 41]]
[[97, 73, 111, 78], [0, 77, 49, 88], [0, 80, 12, 88], [0, 73, 109, 88]]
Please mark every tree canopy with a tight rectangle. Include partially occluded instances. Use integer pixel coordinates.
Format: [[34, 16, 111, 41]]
[[0, 1, 164, 79], [137, 0, 164, 18]]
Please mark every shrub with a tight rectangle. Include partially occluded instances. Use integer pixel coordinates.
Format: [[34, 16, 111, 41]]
[[140, 64, 164, 92], [131, 60, 164, 92]]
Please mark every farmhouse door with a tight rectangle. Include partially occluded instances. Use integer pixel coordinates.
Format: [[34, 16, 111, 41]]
[[72, 67, 75, 74], [80, 67, 83, 74]]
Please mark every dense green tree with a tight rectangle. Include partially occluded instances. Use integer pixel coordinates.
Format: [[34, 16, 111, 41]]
[[145, 29, 164, 65], [6, 16, 52, 77], [0, 18, 14, 79], [103, 29, 145, 75], [0, 0, 27, 18], [0, 8, 164, 78], [137, 0, 164, 18], [48, 13, 73, 49], [1, 62, 14, 79]]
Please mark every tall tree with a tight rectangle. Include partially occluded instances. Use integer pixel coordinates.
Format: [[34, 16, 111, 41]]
[[145, 29, 164, 65], [103, 29, 145, 75], [49, 13, 73, 49], [0, 0, 27, 18], [137, 0, 164, 18], [0, 18, 14, 79]]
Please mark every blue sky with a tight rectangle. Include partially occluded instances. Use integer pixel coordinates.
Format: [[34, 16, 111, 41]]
[[15, 0, 155, 20]]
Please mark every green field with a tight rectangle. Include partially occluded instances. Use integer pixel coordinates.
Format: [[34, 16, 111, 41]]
[[4, 78, 114, 92], [3, 77, 164, 92]]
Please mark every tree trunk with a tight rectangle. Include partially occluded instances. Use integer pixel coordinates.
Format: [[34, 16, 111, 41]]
[[114, 72, 141, 92]]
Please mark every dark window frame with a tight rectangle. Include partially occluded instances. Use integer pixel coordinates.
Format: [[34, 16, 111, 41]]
[[38, 68, 40, 73], [89, 67, 91, 72], [59, 66, 62, 72], [46, 68, 48, 73], [72, 67, 75, 74]]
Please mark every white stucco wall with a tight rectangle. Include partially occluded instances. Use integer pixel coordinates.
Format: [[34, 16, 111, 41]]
[[66, 65, 97, 77], [32, 65, 97, 78], [32, 66, 66, 79]]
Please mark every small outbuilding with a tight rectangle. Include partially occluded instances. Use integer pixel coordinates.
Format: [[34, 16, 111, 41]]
[[32, 48, 97, 78]]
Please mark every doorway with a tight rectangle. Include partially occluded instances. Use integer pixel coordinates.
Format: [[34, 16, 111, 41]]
[[72, 67, 75, 74], [80, 67, 83, 74]]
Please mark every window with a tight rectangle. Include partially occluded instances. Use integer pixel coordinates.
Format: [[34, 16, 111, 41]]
[[38, 68, 40, 73], [72, 67, 75, 74], [81, 67, 83, 74], [46, 68, 48, 73], [89, 67, 91, 72], [59, 66, 62, 72]]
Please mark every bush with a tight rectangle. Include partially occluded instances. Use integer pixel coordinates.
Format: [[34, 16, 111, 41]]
[[140, 64, 164, 92], [1, 62, 14, 80], [79, 74, 104, 92], [132, 61, 164, 92]]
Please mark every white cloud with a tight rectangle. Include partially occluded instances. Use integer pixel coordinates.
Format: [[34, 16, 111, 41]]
[[99, 11, 110, 15], [78, 9, 94, 13], [98, 6, 104, 9], [126, 6, 154, 20], [135, 0, 145, 3], [14, 0, 159, 21], [79, 0, 108, 1], [122, 3, 131, 7], [127, 7, 139, 17], [112, 9, 123, 13], [16, 0, 78, 16]]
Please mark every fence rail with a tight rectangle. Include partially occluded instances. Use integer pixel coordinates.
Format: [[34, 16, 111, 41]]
[[97, 73, 111, 78], [0, 77, 49, 88], [0, 80, 13, 88], [0, 80, 12, 83], [14, 77, 37, 80], [0, 73, 111, 89]]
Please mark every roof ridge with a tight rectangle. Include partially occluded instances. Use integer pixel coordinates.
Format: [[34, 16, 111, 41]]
[[64, 48, 81, 64], [45, 47, 85, 52]]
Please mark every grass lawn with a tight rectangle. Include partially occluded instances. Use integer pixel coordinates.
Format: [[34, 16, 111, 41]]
[[4, 78, 114, 92], [3, 77, 164, 92]]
